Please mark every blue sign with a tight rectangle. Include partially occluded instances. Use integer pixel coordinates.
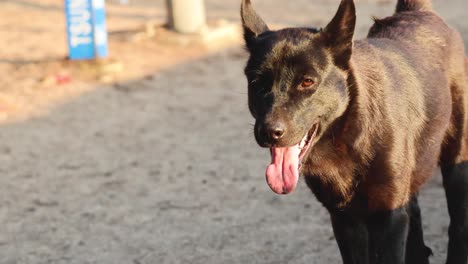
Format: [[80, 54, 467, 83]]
[[65, 0, 108, 60]]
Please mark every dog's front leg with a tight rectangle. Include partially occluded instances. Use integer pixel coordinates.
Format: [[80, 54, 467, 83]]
[[405, 195, 432, 264], [331, 211, 370, 264], [367, 207, 409, 264]]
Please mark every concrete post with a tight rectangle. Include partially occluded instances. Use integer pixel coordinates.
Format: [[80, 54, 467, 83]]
[[166, 0, 207, 34]]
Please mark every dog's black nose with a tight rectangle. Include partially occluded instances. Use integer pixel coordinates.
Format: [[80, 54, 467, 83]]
[[268, 123, 286, 140]]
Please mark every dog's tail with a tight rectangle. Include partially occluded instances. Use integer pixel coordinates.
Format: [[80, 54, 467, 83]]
[[396, 0, 432, 12]]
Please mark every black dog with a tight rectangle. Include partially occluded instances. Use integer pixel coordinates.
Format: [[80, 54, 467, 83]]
[[241, 0, 468, 263]]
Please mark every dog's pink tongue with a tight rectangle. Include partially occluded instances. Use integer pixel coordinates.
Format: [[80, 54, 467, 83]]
[[265, 146, 300, 194]]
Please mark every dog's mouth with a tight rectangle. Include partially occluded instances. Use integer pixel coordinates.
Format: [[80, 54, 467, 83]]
[[266, 122, 320, 195], [299, 123, 320, 164]]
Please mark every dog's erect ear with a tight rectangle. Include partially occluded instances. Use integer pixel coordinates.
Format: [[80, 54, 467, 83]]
[[321, 0, 356, 69], [241, 0, 269, 51]]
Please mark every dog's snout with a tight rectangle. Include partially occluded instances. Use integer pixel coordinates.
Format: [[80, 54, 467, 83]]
[[268, 122, 286, 140], [254, 119, 290, 147]]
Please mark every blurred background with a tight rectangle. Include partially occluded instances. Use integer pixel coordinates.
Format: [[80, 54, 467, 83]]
[[0, 0, 466, 263]]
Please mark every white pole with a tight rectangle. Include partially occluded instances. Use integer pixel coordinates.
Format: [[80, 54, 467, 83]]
[[166, 0, 207, 34]]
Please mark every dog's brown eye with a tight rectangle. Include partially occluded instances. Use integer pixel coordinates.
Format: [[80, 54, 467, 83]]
[[301, 78, 315, 88]]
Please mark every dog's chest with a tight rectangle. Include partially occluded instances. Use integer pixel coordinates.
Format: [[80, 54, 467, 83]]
[[302, 139, 360, 209]]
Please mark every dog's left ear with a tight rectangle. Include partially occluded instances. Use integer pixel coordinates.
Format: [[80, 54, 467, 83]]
[[321, 0, 356, 69], [241, 0, 269, 51]]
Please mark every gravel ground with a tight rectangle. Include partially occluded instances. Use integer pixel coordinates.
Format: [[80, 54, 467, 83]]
[[0, 0, 467, 263]]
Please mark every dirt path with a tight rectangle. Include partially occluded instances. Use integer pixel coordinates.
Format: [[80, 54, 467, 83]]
[[0, 1, 467, 263]]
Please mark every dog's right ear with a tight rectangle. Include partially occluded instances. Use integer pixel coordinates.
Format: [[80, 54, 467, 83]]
[[241, 0, 269, 51]]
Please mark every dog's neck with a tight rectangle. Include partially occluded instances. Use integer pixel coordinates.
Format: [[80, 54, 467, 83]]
[[332, 41, 389, 165]]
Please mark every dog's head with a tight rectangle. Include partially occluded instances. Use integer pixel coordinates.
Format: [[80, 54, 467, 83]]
[[241, 0, 356, 194]]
